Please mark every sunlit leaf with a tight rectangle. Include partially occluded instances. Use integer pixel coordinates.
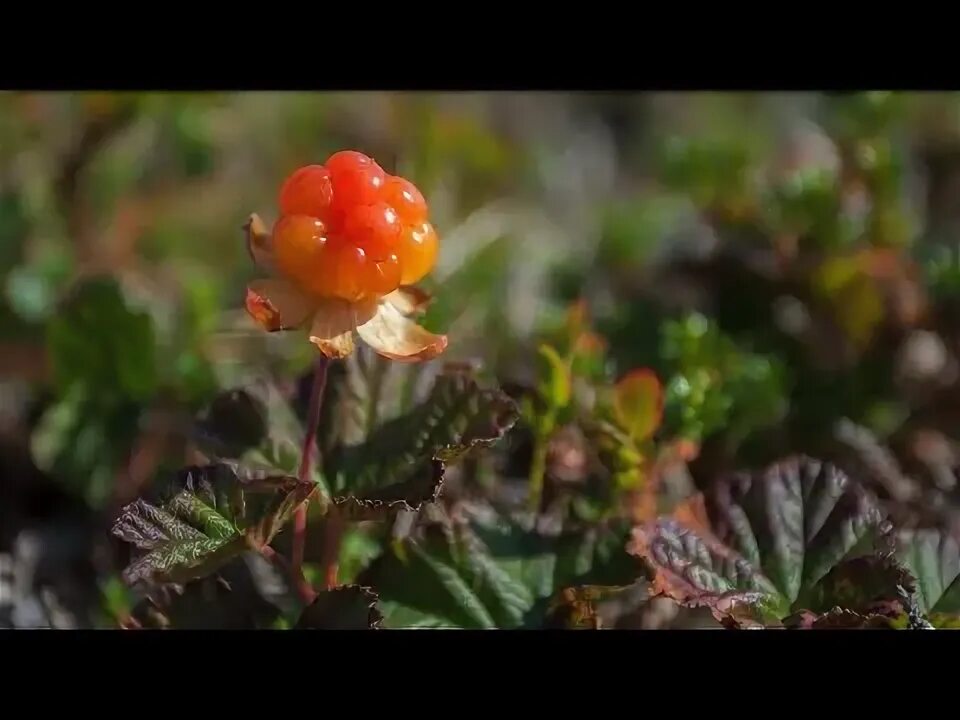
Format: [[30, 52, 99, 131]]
[[112, 463, 313, 587], [537, 344, 571, 410], [629, 456, 885, 625], [613, 369, 663, 442]]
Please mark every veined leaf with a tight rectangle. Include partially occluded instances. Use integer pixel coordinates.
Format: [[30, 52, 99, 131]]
[[628, 456, 885, 625], [112, 464, 313, 587], [194, 354, 518, 521], [359, 503, 639, 629], [129, 551, 302, 629], [327, 366, 518, 519], [894, 527, 960, 623]]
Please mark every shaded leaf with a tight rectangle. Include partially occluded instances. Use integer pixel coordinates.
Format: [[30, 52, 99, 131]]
[[194, 382, 311, 482], [360, 504, 639, 629], [295, 585, 382, 629], [30, 386, 140, 508], [783, 608, 900, 630], [112, 463, 313, 587], [613, 369, 663, 442], [894, 527, 960, 618], [195, 355, 517, 521], [629, 456, 884, 624], [802, 553, 915, 616], [325, 364, 519, 519], [130, 552, 302, 629]]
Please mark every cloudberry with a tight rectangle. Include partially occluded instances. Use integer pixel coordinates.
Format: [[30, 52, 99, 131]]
[[326, 150, 386, 218], [278, 165, 334, 220], [382, 176, 427, 225], [340, 201, 401, 261], [272, 151, 438, 302], [272, 215, 332, 297], [396, 221, 438, 285]]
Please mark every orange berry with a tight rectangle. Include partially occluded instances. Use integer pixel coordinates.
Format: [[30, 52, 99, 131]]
[[340, 202, 401, 261], [382, 176, 427, 225], [397, 221, 439, 285], [326, 150, 386, 217], [278, 165, 334, 220], [361, 252, 402, 297], [270, 155, 440, 303], [329, 242, 368, 302], [272, 215, 333, 296]]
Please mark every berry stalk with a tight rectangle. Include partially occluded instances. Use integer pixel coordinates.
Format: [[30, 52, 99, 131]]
[[319, 507, 344, 590], [291, 355, 329, 604]]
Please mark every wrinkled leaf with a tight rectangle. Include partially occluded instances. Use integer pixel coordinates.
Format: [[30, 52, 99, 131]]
[[360, 504, 639, 629], [324, 364, 519, 518], [295, 585, 382, 629], [112, 464, 313, 587], [783, 608, 900, 630], [894, 528, 960, 620], [196, 356, 518, 520], [612, 369, 663, 442], [803, 553, 915, 616], [629, 456, 885, 624], [130, 551, 302, 629]]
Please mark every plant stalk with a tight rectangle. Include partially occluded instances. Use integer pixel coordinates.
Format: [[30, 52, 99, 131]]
[[291, 355, 329, 604], [527, 410, 555, 514], [319, 508, 344, 589]]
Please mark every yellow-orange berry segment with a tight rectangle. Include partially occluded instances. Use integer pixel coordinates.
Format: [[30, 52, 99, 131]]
[[397, 221, 439, 285]]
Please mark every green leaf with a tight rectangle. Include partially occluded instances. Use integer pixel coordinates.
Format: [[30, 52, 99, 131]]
[[295, 586, 383, 629], [802, 553, 915, 616], [194, 381, 317, 484], [196, 355, 517, 520], [536, 344, 571, 410], [612, 369, 663, 442], [129, 552, 302, 629], [660, 313, 786, 445], [112, 463, 313, 587], [360, 504, 639, 629], [30, 386, 140, 508], [323, 361, 519, 519], [47, 276, 157, 402], [894, 528, 960, 618], [629, 456, 885, 625]]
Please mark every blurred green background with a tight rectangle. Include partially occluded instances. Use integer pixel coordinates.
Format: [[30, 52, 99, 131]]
[[6, 90, 960, 627]]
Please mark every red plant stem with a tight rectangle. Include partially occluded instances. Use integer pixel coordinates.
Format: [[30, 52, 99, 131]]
[[319, 507, 344, 589], [291, 355, 329, 604]]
